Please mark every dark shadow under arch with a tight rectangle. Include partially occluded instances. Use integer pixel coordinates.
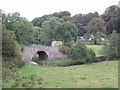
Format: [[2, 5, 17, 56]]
[[37, 51, 48, 60]]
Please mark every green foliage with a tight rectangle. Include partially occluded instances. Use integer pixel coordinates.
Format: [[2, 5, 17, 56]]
[[32, 14, 52, 27], [71, 12, 99, 25], [3, 58, 25, 68], [103, 31, 120, 59], [63, 41, 73, 47], [69, 42, 96, 63], [2, 57, 25, 83], [2, 25, 22, 58], [3, 72, 43, 88], [33, 58, 91, 67], [75, 23, 86, 36], [106, 18, 120, 34], [2, 25, 25, 83], [32, 26, 43, 44], [38, 59, 73, 66], [2, 11, 34, 45], [87, 49, 96, 62], [41, 17, 61, 45], [54, 22, 78, 42], [71, 12, 99, 36], [85, 18, 107, 44], [12, 18, 34, 45], [59, 45, 70, 55], [53, 11, 71, 18], [102, 5, 120, 34], [86, 18, 106, 34]]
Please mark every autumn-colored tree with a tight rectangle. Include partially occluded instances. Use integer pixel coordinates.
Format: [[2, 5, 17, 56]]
[[85, 18, 107, 44]]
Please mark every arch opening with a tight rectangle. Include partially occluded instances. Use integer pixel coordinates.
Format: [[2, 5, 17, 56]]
[[37, 51, 48, 60]]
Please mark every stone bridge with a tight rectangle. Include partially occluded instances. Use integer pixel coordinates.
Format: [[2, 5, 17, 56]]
[[22, 45, 66, 61]]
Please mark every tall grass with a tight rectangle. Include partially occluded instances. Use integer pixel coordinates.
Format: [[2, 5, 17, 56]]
[[38, 59, 72, 66], [37, 59, 87, 66]]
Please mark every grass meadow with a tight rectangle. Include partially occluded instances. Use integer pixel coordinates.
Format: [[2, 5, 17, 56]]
[[86, 45, 104, 57], [3, 60, 118, 88]]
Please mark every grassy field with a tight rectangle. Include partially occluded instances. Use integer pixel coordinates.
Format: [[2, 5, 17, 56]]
[[86, 45, 104, 57], [3, 60, 118, 88]]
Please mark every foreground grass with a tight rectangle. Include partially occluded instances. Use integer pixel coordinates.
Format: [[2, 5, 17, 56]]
[[86, 45, 104, 57], [3, 60, 118, 88]]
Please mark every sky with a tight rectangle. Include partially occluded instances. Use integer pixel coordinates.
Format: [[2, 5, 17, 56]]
[[1, 0, 119, 21]]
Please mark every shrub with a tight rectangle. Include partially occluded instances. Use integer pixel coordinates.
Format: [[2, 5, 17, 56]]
[[2, 56, 25, 69], [69, 42, 96, 64], [87, 49, 96, 62], [59, 45, 70, 55], [2, 57, 25, 82], [63, 42, 73, 47], [3, 73, 43, 88], [12, 59, 25, 68]]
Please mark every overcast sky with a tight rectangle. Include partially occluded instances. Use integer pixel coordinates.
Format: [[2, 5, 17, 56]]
[[1, 0, 119, 21]]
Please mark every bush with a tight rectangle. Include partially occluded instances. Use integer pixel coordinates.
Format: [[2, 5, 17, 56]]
[[63, 42, 73, 47], [87, 49, 96, 62], [59, 45, 70, 55], [2, 56, 25, 82], [69, 42, 96, 64], [12, 59, 25, 68]]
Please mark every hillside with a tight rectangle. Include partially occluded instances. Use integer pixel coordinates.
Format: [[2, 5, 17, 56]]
[[3, 61, 118, 88]]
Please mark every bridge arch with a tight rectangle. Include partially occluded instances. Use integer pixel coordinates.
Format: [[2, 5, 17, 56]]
[[37, 51, 48, 60]]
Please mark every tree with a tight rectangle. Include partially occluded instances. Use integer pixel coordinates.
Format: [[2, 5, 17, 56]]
[[32, 26, 43, 44], [103, 31, 120, 60], [85, 18, 106, 44], [2, 25, 22, 59], [1, 11, 34, 45], [32, 11, 71, 27], [41, 17, 61, 45], [102, 5, 120, 34], [2, 24, 25, 80], [54, 22, 78, 43], [2, 12, 21, 30], [71, 12, 99, 36], [82, 12, 99, 26], [102, 5, 119, 22], [106, 18, 120, 34], [71, 12, 99, 26], [53, 11, 71, 18], [12, 18, 34, 45], [75, 23, 86, 36], [31, 14, 52, 27]]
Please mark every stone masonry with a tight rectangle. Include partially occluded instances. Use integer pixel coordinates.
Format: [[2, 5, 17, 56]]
[[22, 45, 66, 61]]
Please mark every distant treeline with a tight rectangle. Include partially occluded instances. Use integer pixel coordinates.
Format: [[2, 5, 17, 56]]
[[1, 5, 120, 46], [1, 5, 120, 60]]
